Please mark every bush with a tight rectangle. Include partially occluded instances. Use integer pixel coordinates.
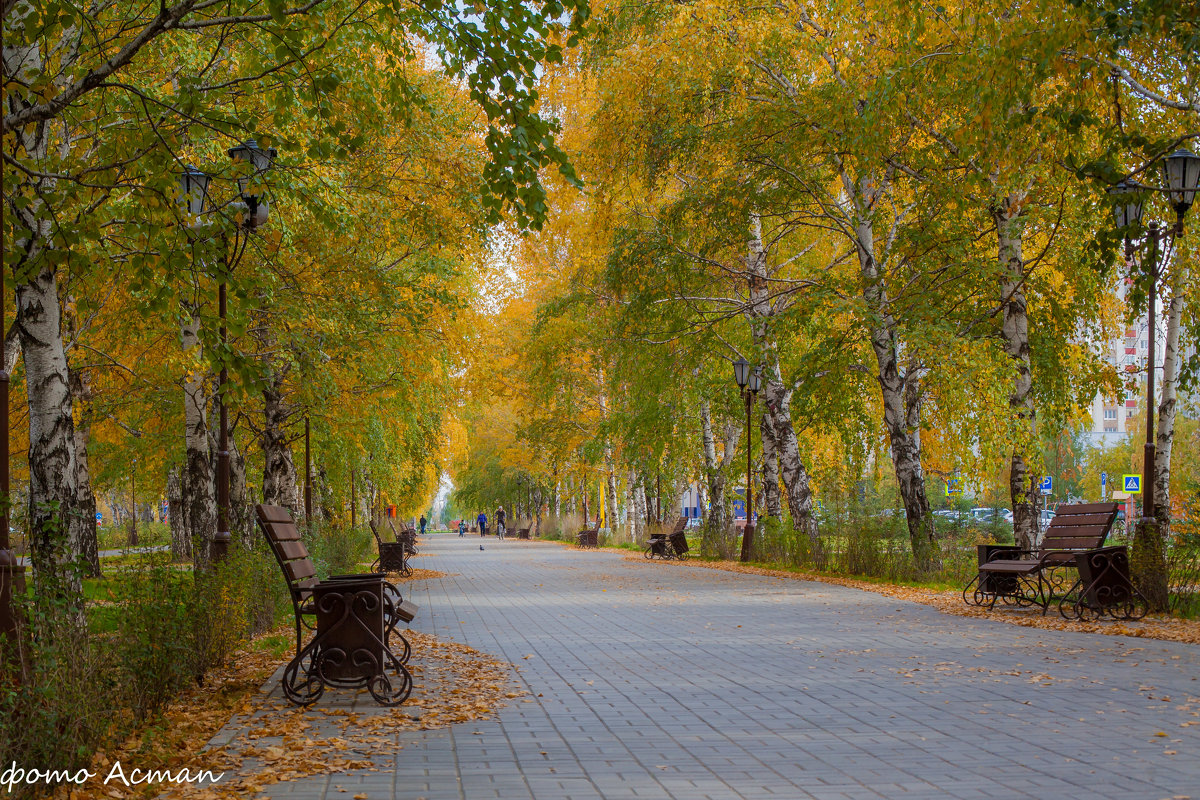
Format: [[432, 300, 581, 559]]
[[304, 521, 373, 578], [0, 542, 288, 799]]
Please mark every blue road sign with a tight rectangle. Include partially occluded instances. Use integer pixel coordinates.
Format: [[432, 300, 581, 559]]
[[95, 512, 103, 524], [1123, 474, 1142, 493], [1039, 476, 1053, 493], [1101, 471, 1107, 486]]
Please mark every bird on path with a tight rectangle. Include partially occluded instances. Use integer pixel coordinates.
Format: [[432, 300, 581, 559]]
[[479, 545, 485, 551]]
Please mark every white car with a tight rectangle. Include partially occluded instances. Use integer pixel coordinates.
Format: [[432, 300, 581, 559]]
[[969, 507, 1011, 524]]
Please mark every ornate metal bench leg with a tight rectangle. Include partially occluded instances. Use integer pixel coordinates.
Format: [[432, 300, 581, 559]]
[[1071, 547, 1149, 621], [962, 573, 986, 607]]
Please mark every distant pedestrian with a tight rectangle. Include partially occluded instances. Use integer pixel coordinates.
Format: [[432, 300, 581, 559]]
[[458, 519, 466, 537], [496, 506, 506, 539], [419, 515, 427, 536], [477, 510, 488, 537]]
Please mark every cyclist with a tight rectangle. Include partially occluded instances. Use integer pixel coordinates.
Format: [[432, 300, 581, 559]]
[[496, 506, 507, 540]]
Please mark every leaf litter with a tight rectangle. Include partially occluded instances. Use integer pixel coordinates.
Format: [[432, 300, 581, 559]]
[[60, 568, 521, 800]]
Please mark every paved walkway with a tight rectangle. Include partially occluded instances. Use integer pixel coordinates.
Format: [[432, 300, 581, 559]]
[[220, 534, 1199, 800]]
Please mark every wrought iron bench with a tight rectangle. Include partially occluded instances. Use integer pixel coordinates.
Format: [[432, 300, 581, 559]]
[[962, 502, 1119, 616], [256, 504, 417, 706], [576, 527, 599, 548], [514, 527, 531, 540], [369, 520, 411, 577], [390, 520, 419, 555], [645, 517, 688, 560]]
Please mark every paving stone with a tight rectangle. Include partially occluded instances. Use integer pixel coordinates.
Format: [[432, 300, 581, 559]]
[[207, 533, 1200, 799]]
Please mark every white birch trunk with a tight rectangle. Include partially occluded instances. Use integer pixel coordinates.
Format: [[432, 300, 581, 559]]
[[843, 172, 937, 569], [996, 196, 1037, 550], [261, 374, 300, 513], [1155, 268, 1186, 532], [8, 42, 88, 593], [746, 214, 819, 544], [68, 365, 100, 577], [181, 313, 216, 567]]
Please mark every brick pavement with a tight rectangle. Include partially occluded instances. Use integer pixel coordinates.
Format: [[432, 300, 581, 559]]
[[215, 533, 1200, 800]]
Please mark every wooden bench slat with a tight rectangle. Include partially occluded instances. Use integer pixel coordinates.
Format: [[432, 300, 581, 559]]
[[257, 504, 294, 523], [277, 540, 309, 561], [1047, 514, 1117, 528], [284, 559, 317, 583], [1051, 502, 1118, 515], [264, 521, 303, 541], [1042, 535, 1114, 549]]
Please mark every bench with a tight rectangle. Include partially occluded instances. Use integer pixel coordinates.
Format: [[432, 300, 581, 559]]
[[576, 527, 599, 548], [645, 517, 688, 560], [389, 520, 419, 555], [962, 502, 1118, 616], [256, 504, 415, 706], [369, 520, 412, 577], [515, 527, 531, 540]]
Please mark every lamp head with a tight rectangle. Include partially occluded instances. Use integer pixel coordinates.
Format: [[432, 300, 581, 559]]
[[178, 165, 210, 225], [1163, 148, 1200, 234], [733, 357, 750, 388]]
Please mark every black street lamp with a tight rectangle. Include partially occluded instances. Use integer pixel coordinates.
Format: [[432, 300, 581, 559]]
[[179, 139, 276, 564], [733, 358, 762, 562], [1108, 147, 1199, 609]]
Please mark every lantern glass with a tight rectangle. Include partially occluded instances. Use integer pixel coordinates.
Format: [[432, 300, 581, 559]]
[[178, 166, 210, 221], [748, 367, 762, 393], [1164, 148, 1200, 211], [228, 139, 277, 174], [733, 358, 750, 388], [1107, 179, 1144, 230]]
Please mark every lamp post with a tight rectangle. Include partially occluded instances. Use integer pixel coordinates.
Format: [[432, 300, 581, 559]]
[[179, 139, 276, 564], [733, 358, 762, 562], [1107, 147, 1199, 610]]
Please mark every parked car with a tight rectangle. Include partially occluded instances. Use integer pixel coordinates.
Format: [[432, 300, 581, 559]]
[[970, 507, 1011, 523]]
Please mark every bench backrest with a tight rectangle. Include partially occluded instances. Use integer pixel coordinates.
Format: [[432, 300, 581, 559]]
[[670, 517, 688, 536], [256, 504, 319, 600], [1039, 502, 1118, 558], [368, 520, 386, 548]]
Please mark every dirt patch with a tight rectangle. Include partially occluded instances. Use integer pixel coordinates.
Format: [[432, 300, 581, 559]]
[[637, 556, 1200, 646]]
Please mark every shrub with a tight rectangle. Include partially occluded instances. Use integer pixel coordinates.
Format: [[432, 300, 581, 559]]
[[0, 542, 288, 799]]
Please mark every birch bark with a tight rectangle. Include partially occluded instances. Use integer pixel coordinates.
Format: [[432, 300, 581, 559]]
[[745, 214, 819, 547], [181, 313, 216, 568], [261, 373, 301, 513], [1155, 268, 1187, 535], [700, 399, 740, 556], [842, 171, 937, 569], [995, 194, 1037, 550], [69, 366, 100, 576]]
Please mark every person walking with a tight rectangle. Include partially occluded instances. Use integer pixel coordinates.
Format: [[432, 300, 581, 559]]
[[458, 519, 466, 537], [477, 510, 488, 537], [419, 514, 427, 536], [496, 506, 506, 540]]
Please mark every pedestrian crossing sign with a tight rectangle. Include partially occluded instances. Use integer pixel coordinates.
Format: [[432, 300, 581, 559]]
[[1122, 474, 1141, 494]]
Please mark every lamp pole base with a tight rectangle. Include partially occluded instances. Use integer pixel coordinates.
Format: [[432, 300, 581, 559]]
[[740, 523, 756, 563]]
